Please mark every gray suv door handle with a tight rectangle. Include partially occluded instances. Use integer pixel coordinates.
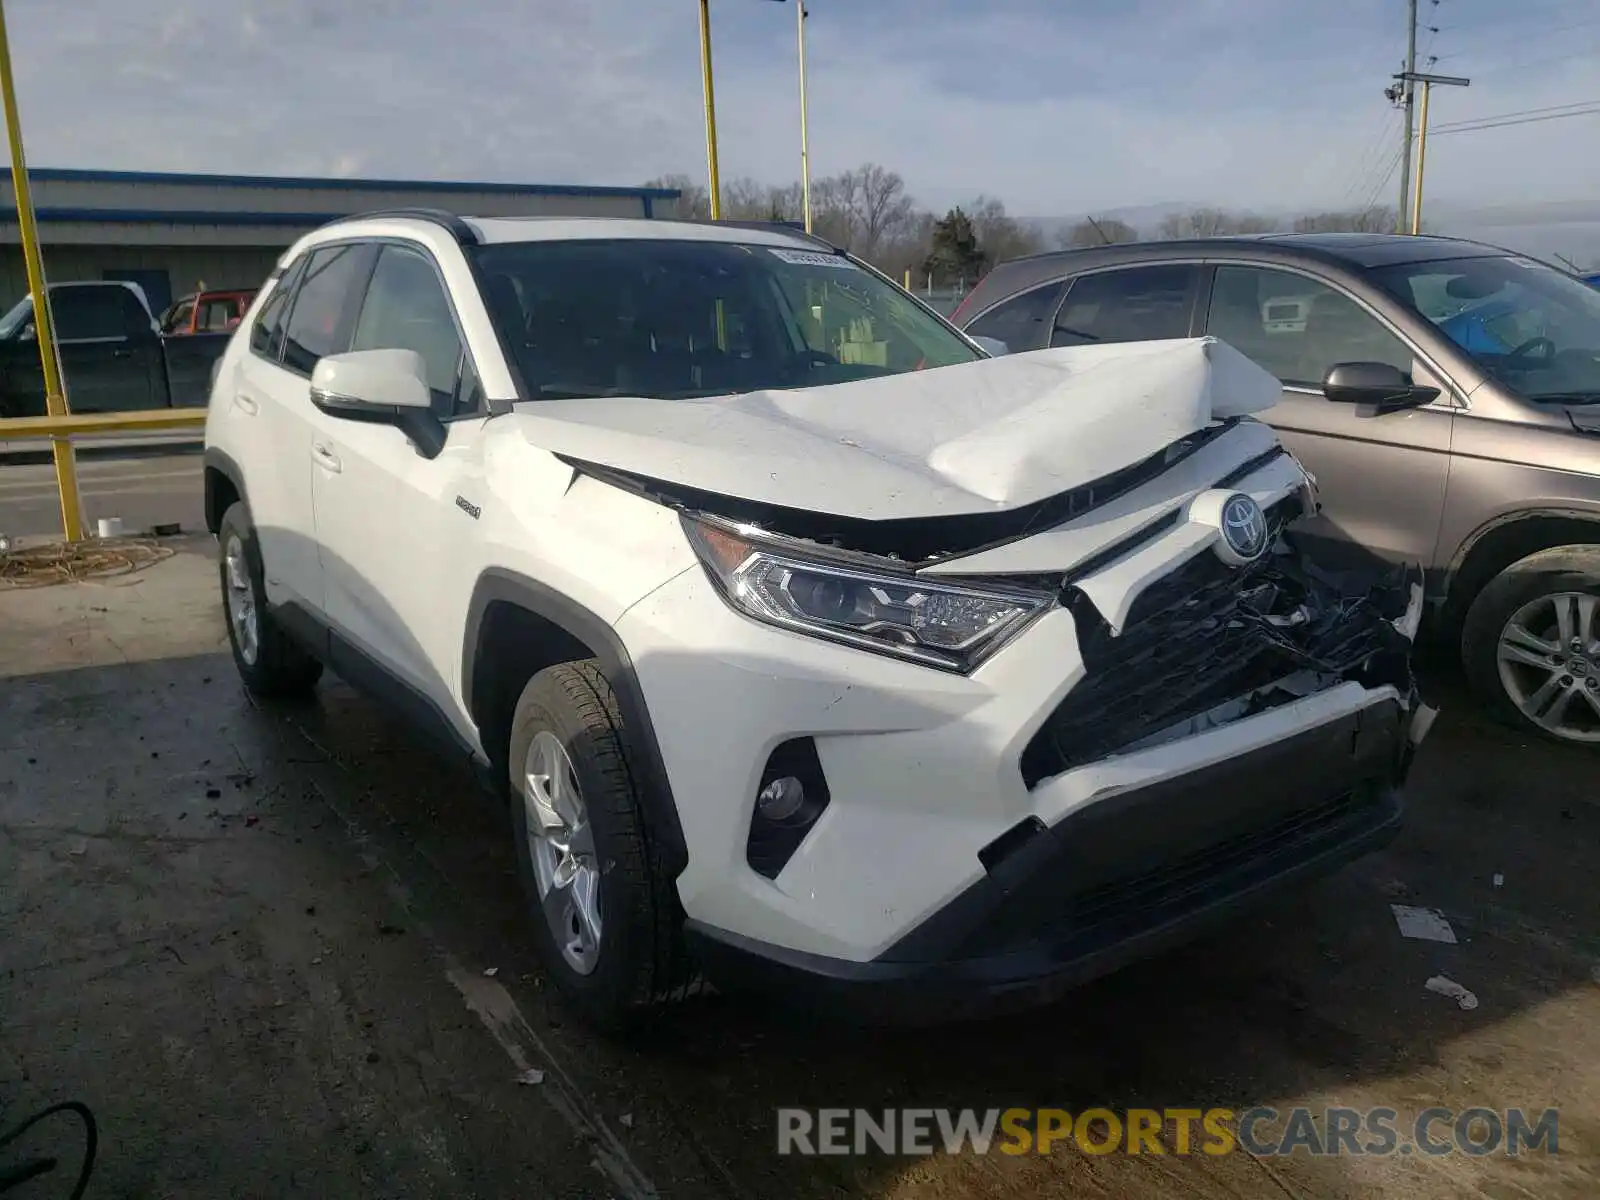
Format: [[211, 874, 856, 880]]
[[312, 443, 342, 474]]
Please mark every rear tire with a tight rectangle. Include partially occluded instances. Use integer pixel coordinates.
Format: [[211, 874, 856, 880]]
[[217, 501, 323, 698], [1461, 544, 1600, 748], [507, 660, 695, 1032]]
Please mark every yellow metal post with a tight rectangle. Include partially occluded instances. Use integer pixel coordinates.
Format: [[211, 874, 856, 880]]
[[698, 0, 722, 220], [796, 1, 812, 233], [1409, 80, 1431, 236], [0, 0, 83, 541]]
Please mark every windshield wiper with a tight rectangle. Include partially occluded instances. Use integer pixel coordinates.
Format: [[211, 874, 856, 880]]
[[1530, 391, 1600, 405]]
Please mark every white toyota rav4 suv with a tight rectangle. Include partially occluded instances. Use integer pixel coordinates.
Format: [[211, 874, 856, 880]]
[[204, 209, 1433, 1029]]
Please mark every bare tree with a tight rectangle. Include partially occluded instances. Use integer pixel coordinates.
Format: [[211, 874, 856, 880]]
[[1292, 206, 1397, 233], [1157, 208, 1281, 239], [644, 174, 710, 220], [964, 195, 1045, 264], [875, 209, 937, 285], [825, 163, 917, 258], [1060, 216, 1139, 247]]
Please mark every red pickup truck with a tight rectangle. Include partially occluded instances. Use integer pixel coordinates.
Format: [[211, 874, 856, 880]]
[[158, 288, 258, 336]]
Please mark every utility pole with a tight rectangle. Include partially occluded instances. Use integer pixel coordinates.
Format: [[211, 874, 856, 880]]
[[0, 0, 84, 541], [795, 1, 812, 233], [1400, 70, 1470, 234], [697, 0, 722, 219], [1396, 0, 1419, 233]]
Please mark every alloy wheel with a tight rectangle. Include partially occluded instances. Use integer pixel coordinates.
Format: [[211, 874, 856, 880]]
[[1495, 590, 1600, 743], [223, 534, 259, 666], [523, 730, 603, 974]]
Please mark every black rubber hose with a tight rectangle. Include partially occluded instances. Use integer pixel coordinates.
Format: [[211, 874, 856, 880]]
[[0, 1100, 97, 1199]]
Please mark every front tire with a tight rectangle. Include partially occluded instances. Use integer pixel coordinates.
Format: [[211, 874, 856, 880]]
[[217, 501, 323, 698], [1461, 545, 1600, 747], [507, 660, 693, 1031]]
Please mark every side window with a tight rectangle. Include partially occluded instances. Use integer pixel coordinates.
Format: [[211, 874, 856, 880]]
[[965, 281, 1066, 352], [350, 245, 471, 416], [1050, 265, 1200, 346], [250, 256, 308, 363], [1206, 266, 1413, 388], [52, 288, 148, 341], [281, 244, 370, 376]]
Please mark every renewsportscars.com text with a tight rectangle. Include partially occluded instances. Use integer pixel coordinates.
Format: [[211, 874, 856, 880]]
[[776, 1106, 1560, 1158]]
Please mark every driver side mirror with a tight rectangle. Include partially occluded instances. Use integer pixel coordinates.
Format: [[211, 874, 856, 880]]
[[310, 349, 446, 457], [970, 335, 1010, 357], [1322, 361, 1440, 412]]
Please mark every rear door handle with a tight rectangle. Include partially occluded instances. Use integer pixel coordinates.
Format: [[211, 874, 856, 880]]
[[233, 394, 259, 415], [111, 348, 133, 359], [312, 443, 342, 474]]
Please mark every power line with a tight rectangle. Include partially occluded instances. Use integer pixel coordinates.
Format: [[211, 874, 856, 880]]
[[1469, 38, 1600, 78], [1431, 103, 1600, 136], [1474, 12, 1600, 51], [1360, 142, 1406, 216], [1341, 110, 1403, 209], [1432, 98, 1600, 131], [1432, 2, 1595, 38]]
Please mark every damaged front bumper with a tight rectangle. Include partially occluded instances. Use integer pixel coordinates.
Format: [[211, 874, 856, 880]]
[[686, 682, 1415, 1024], [617, 444, 1434, 1020], [689, 535, 1433, 1024]]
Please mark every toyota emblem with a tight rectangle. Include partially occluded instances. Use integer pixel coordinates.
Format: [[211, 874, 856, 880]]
[[1219, 493, 1269, 564]]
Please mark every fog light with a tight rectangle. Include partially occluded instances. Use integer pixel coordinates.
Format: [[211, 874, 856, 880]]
[[747, 738, 832, 880], [757, 775, 806, 822]]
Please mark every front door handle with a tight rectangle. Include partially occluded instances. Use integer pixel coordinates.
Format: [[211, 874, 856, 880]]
[[311, 443, 342, 474], [111, 348, 133, 359], [233, 394, 259, 416]]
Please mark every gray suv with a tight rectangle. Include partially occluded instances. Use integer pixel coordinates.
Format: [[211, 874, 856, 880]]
[[952, 233, 1600, 747]]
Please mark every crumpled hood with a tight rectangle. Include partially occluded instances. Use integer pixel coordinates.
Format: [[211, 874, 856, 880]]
[[512, 337, 1283, 520]]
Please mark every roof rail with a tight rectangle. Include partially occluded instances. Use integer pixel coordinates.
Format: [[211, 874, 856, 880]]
[[325, 207, 480, 245], [653, 215, 842, 253], [721, 219, 843, 252]]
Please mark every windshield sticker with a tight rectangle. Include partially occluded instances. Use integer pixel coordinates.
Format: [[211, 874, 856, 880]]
[[768, 248, 860, 269]]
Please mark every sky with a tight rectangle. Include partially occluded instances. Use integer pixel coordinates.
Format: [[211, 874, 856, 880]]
[[8, 0, 1600, 220]]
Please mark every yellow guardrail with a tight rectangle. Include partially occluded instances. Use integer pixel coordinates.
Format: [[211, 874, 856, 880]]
[[0, 408, 208, 439]]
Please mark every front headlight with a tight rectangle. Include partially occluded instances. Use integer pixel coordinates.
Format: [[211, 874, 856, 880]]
[[682, 514, 1053, 673]]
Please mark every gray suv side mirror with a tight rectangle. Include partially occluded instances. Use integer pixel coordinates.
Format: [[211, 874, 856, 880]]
[[1322, 361, 1440, 412]]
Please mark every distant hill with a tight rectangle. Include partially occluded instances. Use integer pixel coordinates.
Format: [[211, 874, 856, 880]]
[[1021, 198, 1600, 271]]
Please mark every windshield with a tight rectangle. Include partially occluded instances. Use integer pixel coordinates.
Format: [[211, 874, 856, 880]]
[[0, 296, 32, 339], [1369, 254, 1600, 403], [468, 238, 982, 401]]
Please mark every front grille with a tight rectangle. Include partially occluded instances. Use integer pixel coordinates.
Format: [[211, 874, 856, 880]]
[[1053, 788, 1381, 939], [1020, 500, 1302, 786]]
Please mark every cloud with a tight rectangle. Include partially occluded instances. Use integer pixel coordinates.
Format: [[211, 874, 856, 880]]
[[6, 0, 1597, 215]]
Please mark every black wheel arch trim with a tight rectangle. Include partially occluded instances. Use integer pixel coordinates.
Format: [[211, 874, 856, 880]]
[[1446, 507, 1600, 573], [462, 568, 689, 878], [203, 446, 251, 534], [1440, 507, 1600, 612]]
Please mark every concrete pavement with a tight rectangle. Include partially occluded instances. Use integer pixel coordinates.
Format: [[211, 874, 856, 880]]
[[2, 542, 1598, 1198]]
